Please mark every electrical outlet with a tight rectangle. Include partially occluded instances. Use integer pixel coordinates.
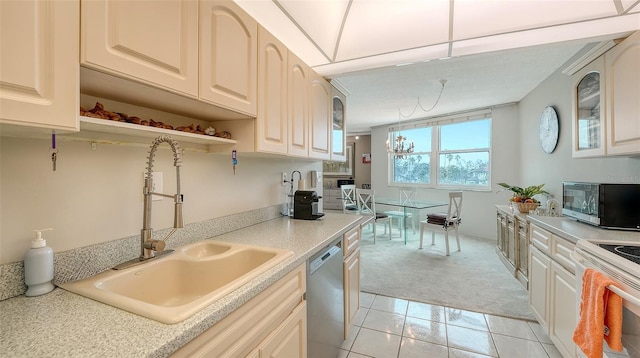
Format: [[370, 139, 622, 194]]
[[152, 172, 163, 201], [281, 172, 287, 185]]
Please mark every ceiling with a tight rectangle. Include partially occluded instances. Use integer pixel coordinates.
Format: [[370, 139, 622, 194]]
[[234, 0, 640, 133]]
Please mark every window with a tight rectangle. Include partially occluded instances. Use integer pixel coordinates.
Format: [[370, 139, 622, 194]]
[[392, 127, 431, 184], [438, 119, 491, 186], [389, 116, 491, 189]]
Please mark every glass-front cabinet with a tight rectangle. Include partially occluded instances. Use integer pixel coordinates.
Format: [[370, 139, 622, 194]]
[[331, 85, 347, 161], [572, 57, 605, 157]]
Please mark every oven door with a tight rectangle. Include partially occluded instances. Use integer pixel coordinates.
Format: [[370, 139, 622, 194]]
[[572, 249, 640, 358]]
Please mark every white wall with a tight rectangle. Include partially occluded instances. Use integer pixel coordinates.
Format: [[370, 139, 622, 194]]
[[370, 104, 522, 239], [0, 137, 321, 264], [370, 53, 640, 239], [517, 62, 640, 198]]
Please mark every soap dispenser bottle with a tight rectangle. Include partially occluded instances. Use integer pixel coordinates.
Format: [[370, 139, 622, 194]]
[[24, 228, 54, 296]]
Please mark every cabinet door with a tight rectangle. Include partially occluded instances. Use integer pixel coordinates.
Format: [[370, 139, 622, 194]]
[[308, 70, 331, 160], [0, 0, 79, 131], [257, 26, 288, 154], [605, 30, 640, 156], [81, 0, 198, 97], [549, 261, 577, 358], [529, 245, 551, 331], [496, 212, 506, 253], [331, 87, 347, 161], [200, 0, 257, 116], [506, 216, 516, 267], [517, 220, 529, 279], [260, 302, 307, 358], [287, 51, 309, 157], [344, 247, 361, 338], [572, 57, 606, 158]]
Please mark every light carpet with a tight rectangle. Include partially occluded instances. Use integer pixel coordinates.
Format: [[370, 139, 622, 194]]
[[359, 230, 537, 321]]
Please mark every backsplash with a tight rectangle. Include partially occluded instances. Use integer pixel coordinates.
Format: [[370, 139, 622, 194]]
[[0, 205, 282, 301]]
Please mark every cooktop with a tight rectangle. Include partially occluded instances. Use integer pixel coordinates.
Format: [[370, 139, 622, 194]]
[[597, 243, 640, 265]]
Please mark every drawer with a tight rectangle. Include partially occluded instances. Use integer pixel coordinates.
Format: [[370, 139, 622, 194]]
[[530, 224, 551, 255], [344, 225, 361, 257], [550, 235, 576, 274]]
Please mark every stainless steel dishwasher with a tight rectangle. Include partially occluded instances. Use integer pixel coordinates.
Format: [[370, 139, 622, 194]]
[[306, 237, 344, 358]]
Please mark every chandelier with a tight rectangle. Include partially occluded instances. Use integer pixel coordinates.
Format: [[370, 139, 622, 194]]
[[387, 79, 447, 159], [386, 112, 415, 159]]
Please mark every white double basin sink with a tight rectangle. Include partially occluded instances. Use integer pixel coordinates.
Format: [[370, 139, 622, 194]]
[[60, 240, 293, 324]]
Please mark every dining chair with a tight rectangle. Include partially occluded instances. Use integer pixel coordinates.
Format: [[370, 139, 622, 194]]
[[383, 187, 416, 237], [340, 184, 359, 214], [419, 191, 463, 256], [356, 188, 391, 243]]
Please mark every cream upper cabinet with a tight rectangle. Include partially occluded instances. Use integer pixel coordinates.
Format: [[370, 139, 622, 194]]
[[287, 52, 310, 157], [199, 0, 257, 117], [605, 31, 640, 156], [572, 57, 606, 158], [256, 26, 288, 154], [331, 86, 347, 162], [81, 0, 198, 97], [0, 0, 79, 132], [308, 70, 332, 160]]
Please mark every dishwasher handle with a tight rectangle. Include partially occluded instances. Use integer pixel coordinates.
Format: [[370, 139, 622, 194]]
[[309, 242, 342, 275]]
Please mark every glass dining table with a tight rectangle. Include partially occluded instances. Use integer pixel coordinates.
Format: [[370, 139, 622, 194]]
[[375, 198, 448, 244]]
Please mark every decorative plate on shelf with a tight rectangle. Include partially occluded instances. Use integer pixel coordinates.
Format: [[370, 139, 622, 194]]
[[539, 106, 559, 154]]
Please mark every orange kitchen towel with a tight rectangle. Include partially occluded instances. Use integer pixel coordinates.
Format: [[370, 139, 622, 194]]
[[573, 268, 624, 358]]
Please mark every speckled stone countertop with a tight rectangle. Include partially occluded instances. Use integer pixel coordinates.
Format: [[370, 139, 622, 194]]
[[527, 215, 640, 244], [0, 213, 363, 358]]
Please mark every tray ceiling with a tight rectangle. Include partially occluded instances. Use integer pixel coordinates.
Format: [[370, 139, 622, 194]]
[[235, 0, 640, 133]]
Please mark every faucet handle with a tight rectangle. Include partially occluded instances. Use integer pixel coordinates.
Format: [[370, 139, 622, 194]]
[[144, 239, 166, 252]]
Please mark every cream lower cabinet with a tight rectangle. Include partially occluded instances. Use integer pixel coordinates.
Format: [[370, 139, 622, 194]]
[[528, 224, 577, 358], [496, 207, 528, 287], [171, 264, 306, 357], [529, 245, 551, 330], [248, 302, 307, 358], [323, 189, 343, 211], [343, 225, 361, 338], [0, 0, 79, 132], [549, 261, 577, 358], [605, 30, 640, 156], [81, 0, 198, 97]]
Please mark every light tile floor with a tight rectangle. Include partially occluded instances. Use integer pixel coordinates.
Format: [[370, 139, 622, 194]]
[[338, 292, 564, 358]]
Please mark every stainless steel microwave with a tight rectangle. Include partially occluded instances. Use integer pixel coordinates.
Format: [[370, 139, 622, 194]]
[[562, 182, 640, 231]]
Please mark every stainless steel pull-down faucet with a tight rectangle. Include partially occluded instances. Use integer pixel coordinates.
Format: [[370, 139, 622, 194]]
[[114, 135, 184, 270]]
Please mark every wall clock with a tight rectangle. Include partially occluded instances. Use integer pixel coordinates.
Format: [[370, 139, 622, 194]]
[[539, 106, 559, 154]]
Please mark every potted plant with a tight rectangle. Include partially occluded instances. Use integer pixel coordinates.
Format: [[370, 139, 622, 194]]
[[497, 182, 549, 213]]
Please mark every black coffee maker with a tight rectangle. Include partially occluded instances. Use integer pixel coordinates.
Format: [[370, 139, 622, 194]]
[[293, 190, 324, 220]]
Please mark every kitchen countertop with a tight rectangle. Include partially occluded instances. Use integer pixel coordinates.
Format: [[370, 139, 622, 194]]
[[527, 214, 640, 244], [0, 213, 363, 358]]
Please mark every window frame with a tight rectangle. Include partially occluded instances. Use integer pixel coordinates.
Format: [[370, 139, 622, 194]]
[[388, 112, 492, 191]]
